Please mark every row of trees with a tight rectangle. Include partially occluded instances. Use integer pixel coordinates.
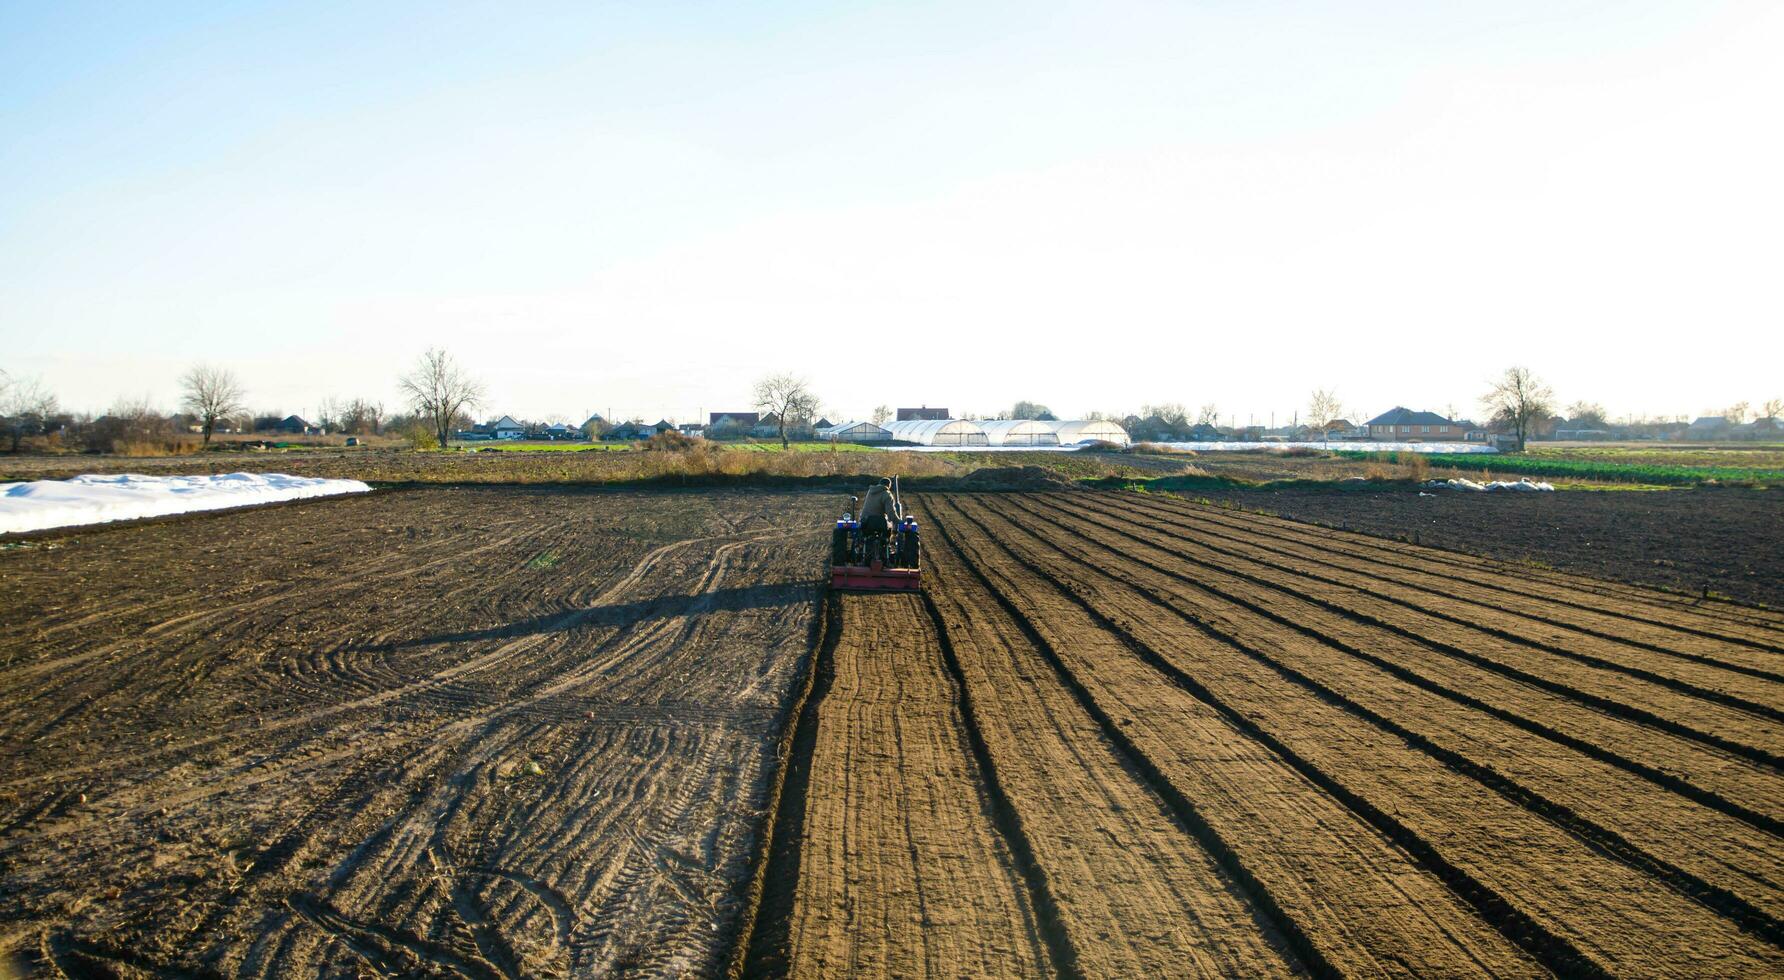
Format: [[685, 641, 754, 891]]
[[7, 357, 1779, 454]]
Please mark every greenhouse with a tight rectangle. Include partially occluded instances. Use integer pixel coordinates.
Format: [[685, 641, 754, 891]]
[[1049, 419, 1131, 447], [817, 421, 890, 443], [883, 418, 989, 446], [976, 419, 1061, 447]]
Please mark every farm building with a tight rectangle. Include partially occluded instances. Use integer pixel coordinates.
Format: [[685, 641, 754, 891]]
[[488, 415, 525, 440], [896, 406, 950, 422], [269, 415, 318, 435], [884, 419, 989, 446], [819, 420, 891, 443], [1049, 419, 1130, 447], [977, 419, 1061, 446]]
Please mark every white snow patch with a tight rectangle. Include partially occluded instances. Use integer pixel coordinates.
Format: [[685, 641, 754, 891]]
[[0, 472, 373, 534], [1425, 477, 1555, 492]]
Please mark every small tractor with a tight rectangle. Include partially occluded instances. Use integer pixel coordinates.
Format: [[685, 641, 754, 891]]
[[829, 477, 921, 592]]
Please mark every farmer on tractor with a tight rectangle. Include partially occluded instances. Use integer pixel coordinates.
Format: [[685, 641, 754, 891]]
[[857, 477, 897, 562]]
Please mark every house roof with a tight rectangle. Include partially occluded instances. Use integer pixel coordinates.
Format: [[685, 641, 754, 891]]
[[491, 415, 522, 429], [1366, 406, 1455, 427], [1690, 416, 1730, 427], [710, 411, 759, 426], [896, 406, 950, 421], [582, 415, 605, 426]]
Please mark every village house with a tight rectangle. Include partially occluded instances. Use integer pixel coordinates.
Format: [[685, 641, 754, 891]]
[[1365, 407, 1463, 441]]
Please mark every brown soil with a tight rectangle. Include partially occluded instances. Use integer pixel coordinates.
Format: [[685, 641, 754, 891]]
[[3, 487, 1780, 976], [1183, 486, 1784, 608], [0, 487, 829, 976]]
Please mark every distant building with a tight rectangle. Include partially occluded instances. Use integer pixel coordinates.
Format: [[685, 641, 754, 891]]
[[896, 406, 950, 422], [819, 420, 891, 443], [1365, 407, 1463, 441], [1688, 416, 1732, 439], [488, 415, 524, 440], [271, 415, 318, 435], [1185, 423, 1224, 441]]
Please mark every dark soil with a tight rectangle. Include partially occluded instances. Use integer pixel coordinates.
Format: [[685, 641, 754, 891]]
[[1184, 487, 1784, 608]]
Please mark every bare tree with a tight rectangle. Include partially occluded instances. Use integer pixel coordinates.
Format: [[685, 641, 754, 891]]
[[1482, 366, 1554, 451], [1762, 397, 1783, 421], [1307, 389, 1343, 441], [179, 364, 245, 446], [1724, 400, 1751, 424], [1010, 400, 1054, 421], [753, 373, 819, 448], [1565, 401, 1608, 428], [1196, 402, 1220, 427], [1141, 403, 1189, 428], [399, 349, 485, 450], [1, 374, 60, 452], [338, 398, 385, 435], [869, 404, 892, 426]]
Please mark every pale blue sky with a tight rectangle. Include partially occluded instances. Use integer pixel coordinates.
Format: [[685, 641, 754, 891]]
[[3, 1, 1779, 424]]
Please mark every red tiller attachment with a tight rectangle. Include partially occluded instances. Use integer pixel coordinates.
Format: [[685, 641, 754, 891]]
[[830, 561, 922, 593]]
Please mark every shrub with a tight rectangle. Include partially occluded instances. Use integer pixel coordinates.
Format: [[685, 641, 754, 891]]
[[644, 429, 695, 452], [404, 425, 439, 451], [1130, 442, 1198, 456]]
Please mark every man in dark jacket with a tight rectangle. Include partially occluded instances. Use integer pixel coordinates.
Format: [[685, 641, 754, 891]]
[[857, 478, 897, 563]]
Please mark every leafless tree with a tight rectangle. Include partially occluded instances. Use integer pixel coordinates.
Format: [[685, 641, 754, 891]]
[[1196, 402, 1220, 427], [1010, 400, 1055, 421], [399, 349, 485, 450], [1307, 389, 1343, 440], [1566, 401, 1608, 428], [753, 373, 819, 448], [179, 364, 245, 446], [1, 374, 60, 452], [1141, 403, 1189, 428], [1762, 398, 1783, 421], [1724, 400, 1751, 424], [870, 404, 892, 426], [1482, 366, 1554, 451], [338, 398, 385, 435]]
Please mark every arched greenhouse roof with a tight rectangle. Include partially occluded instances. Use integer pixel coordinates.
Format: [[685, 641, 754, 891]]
[[1049, 419, 1130, 447], [883, 419, 989, 446], [976, 419, 1061, 446]]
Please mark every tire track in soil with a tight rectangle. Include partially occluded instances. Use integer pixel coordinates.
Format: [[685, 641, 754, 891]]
[[975, 494, 1784, 941], [936, 492, 1781, 976], [1026, 494, 1784, 770], [920, 495, 1547, 977], [1020, 496, 1784, 833], [754, 589, 1063, 978], [1142, 493, 1784, 640], [1092, 492, 1784, 685], [0, 490, 830, 978], [918, 553, 1302, 975]]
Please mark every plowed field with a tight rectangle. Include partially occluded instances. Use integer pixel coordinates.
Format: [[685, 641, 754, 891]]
[[3, 488, 1780, 977]]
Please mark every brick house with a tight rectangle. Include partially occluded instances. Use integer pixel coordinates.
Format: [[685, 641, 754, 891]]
[[1365, 407, 1463, 441]]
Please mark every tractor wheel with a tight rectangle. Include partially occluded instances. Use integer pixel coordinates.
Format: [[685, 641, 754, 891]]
[[899, 529, 920, 568], [830, 526, 850, 565]]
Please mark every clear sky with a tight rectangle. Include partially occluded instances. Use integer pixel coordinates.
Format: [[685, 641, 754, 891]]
[[3, 1, 1779, 425]]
